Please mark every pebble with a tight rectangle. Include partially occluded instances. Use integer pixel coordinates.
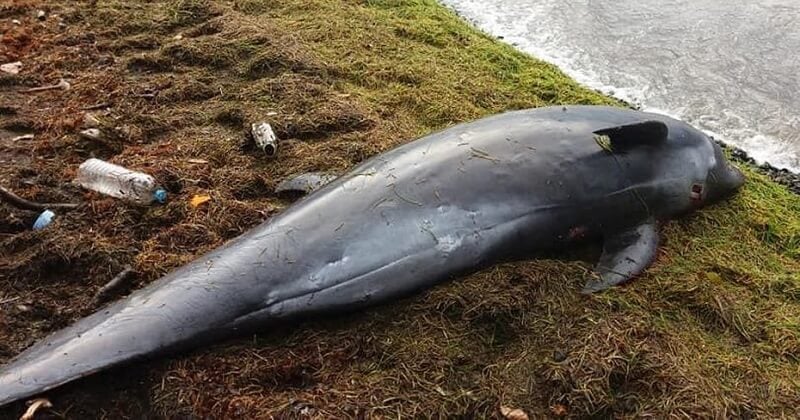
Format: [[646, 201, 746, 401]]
[[79, 128, 104, 141]]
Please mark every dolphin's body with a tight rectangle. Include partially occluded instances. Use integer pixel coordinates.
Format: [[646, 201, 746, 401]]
[[0, 106, 744, 406]]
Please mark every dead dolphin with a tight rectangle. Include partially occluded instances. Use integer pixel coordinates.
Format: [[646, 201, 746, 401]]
[[0, 106, 744, 406]]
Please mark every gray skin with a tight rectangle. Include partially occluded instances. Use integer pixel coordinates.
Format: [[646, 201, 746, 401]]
[[0, 105, 744, 407]]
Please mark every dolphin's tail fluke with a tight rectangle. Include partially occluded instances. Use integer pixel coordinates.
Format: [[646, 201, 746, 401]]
[[0, 234, 271, 408]]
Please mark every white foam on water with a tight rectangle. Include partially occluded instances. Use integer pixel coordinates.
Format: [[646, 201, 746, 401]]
[[440, 0, 800, 173]]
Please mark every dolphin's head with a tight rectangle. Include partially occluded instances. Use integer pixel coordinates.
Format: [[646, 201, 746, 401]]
[[665, 123, 745, 214], [620, 114, 745, 218]]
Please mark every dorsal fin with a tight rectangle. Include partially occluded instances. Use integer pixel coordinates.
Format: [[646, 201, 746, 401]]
[[593, 120, 668, 153]]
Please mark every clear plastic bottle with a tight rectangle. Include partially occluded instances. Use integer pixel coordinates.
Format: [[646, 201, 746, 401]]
[[76, 158, 167, 204]]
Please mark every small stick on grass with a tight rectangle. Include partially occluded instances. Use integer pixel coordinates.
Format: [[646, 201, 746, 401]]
[[0, 186, 80, 211], [81, 102, 111, 111], [20, 398, 52, 420], [93, 266, 135, 305], [21, 78, 70, 93]]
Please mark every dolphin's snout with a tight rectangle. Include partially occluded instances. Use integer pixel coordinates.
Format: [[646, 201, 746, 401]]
[[707, 162, 745, 202], [729, 164, 746, 190]]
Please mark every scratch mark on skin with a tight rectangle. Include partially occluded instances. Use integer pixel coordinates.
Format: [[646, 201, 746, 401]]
[[334, 223, 345, 232], [380, 210, 391, 225], [607, 153, 651, 216], [284, 228, 298, 246], [434, 189, 441, 201], [505, 136, 536, 151], [253, 229, 288, 241], [457, 142, 470, 146], [470, 147, 501, 163], [420, 225, 439, 243], [354, 170, 378, 177], [392, 186, 423, 207], [371, 197, 390, 209]]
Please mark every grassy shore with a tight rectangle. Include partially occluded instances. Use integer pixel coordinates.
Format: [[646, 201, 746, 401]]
[[1, 0, 798, 418]]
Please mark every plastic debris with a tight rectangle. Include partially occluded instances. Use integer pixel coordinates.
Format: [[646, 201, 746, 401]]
[[251, 122, 278, 157], [75, 158, 167, 204], [189, 194, 211, 208], [36, 10, 46, 20], [32, 210, 54, 230], [0, 61, 22, 75], [275, 172, 338, 195], [20, 398, 52, 420]]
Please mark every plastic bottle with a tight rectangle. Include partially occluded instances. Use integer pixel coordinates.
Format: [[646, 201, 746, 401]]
[[76, 158, 167, 204]]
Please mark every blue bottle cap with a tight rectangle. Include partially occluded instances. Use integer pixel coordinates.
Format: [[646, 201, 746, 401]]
[[153, 188, 168, 204], [33, 210, 55, 230]]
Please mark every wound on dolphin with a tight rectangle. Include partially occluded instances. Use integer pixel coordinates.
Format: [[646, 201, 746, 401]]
[[0, 105, 745, 408]]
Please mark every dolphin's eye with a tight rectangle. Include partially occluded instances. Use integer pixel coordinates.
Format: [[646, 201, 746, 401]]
[[690, 184, 704, 201]]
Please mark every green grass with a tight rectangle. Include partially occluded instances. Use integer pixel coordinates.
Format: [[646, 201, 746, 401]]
[[0, 0, 798, 418]]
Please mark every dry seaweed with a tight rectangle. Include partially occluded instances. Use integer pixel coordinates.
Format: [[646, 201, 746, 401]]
[[0, 0, 799, 419]]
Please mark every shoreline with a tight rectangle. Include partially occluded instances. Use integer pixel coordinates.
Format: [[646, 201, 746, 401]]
[[441, 0, 800, 183]]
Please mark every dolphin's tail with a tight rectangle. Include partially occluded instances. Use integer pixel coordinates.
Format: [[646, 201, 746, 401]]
[[0, 234, 271, 408]]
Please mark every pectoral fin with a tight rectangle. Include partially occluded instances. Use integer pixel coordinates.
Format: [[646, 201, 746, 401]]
[[582, 221, 659, 293]]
